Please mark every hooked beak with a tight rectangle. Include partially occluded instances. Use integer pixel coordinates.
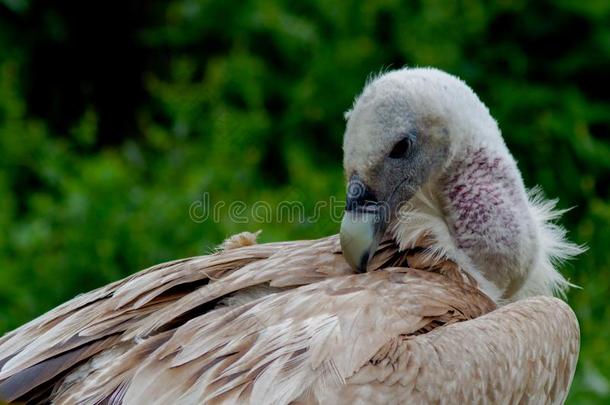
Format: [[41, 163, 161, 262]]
[[339, 176, 387, 272]]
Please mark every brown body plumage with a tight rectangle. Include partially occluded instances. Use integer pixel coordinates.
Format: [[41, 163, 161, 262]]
[[0, 233, 578, 404]]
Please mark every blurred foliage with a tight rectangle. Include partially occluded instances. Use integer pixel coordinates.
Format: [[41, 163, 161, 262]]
[[0, 0, 609, 402]]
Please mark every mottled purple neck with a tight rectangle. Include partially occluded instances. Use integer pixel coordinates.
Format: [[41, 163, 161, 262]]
[[441, 147, 536, 297]]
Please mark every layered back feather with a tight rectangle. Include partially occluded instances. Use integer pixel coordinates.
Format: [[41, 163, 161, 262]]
[[0, 232, 579, 404]]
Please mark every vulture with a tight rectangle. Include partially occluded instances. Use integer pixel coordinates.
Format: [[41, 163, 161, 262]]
[[0, 68, 583, 404]]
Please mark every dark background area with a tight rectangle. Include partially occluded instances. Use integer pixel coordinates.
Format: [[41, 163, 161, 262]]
[[0, 1, 609, 402]]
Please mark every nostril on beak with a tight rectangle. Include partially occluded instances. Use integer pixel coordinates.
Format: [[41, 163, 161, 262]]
[[346, 175, 378, 212]]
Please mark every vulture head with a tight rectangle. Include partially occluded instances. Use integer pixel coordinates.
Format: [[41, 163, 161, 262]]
[[340, 67, 582, 303]]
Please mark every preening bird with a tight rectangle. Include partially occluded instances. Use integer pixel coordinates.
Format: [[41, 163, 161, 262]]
[[0, 68, 582, 404]]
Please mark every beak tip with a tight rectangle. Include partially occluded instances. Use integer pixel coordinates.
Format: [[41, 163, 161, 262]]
[[356, 252, 370, 273], [340, 210, 378, 273]]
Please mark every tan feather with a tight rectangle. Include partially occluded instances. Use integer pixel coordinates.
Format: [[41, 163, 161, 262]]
[[0, 233, 579, 404]]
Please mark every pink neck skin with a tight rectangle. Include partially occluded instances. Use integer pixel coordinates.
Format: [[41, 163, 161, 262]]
[[441, 147, 536, 296]]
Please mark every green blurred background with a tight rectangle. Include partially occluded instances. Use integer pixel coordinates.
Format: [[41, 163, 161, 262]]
[[0, 0, 608, 402]]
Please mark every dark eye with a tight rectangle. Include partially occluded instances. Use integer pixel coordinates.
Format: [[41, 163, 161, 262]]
[[388, 137, 412, 159]]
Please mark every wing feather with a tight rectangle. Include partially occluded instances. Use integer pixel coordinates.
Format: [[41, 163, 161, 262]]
[[334, 296, 579, 405], [0, 234, 350, 401], [119, 268, 493, 404], [0, 232, 578, 404]]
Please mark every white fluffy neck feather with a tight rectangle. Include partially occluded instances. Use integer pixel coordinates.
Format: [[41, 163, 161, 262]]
[[391, 183, 504, 302]]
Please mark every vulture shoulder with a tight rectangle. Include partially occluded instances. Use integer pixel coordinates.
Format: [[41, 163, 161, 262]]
[[0, 234, 579, 405]]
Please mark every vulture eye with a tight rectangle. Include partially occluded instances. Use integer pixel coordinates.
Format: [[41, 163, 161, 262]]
[[388, 137, 412, 159]]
